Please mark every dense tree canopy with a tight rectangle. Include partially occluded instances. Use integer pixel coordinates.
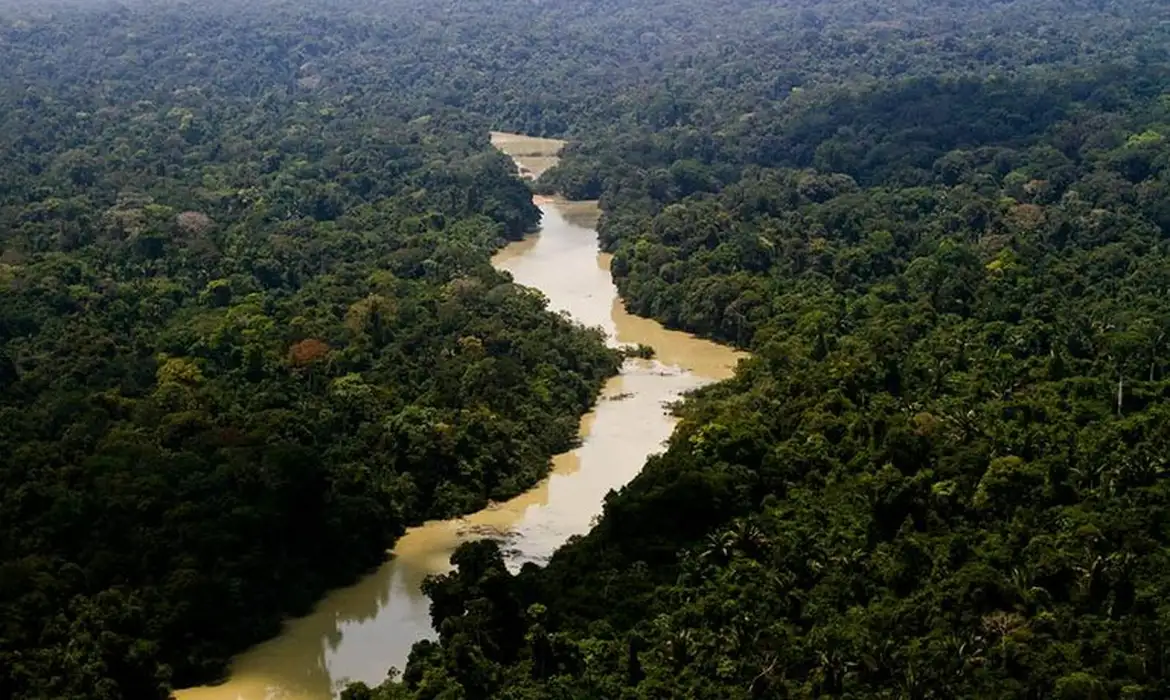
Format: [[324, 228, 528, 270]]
[[343, 1, 1170, 700], [3, 0, 1170, 698], [0, 4, 626, 698], [378, 78, 1170, 693]]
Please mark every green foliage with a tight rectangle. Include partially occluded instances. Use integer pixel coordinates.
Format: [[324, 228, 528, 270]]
[[0, 5, 623, 698], [4, 0, 1170, 698], [342, 1, 1170, 699]]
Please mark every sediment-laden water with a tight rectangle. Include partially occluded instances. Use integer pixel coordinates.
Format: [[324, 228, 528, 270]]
[[174, 133, 743, 700]]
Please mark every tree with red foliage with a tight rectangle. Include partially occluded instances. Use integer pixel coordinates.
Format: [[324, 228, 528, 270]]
[[288, 338, 330, 367]]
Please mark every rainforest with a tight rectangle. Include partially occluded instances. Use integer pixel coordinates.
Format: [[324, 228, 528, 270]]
[[2, 0, 1170, 699]]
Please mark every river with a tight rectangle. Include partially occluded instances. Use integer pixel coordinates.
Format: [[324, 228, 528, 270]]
[[173, 132, 744, 700]]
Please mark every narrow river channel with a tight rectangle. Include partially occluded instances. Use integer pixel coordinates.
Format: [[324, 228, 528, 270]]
[[174, 133, 744, 700]]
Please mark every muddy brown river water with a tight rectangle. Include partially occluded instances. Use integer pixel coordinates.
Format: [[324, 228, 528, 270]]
[[174, 133, 744, 700]]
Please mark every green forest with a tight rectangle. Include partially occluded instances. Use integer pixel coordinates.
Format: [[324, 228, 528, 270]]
[[0, 3, 627, 697], [2, 0, 1170, 698]]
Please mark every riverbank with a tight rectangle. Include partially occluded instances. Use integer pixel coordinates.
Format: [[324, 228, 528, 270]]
[[174, 133, 744, 700]]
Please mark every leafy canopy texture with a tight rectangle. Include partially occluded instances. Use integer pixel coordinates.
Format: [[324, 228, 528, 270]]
[[340, 1, 1169, 700], [0, 4, 624, 698], [2, 0, 1170, 699]]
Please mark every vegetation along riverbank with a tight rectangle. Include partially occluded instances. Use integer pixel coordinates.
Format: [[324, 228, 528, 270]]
[[2, 1, 1169, 699]]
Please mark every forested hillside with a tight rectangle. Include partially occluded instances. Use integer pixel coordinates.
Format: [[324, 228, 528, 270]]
[[350, 1, 1170, 699], [3, 0, 1170, 698], [0, 5, 623, 698], [372, 83, 1170, 696]]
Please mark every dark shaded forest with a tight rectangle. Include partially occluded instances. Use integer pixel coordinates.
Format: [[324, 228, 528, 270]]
[[2, 0, 1170, 699], [0, 3, 627, 698], [356, 1, 1170, 700]]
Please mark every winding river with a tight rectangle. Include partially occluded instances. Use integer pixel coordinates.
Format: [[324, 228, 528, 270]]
[[174, 133, 744, 700]]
